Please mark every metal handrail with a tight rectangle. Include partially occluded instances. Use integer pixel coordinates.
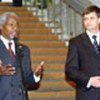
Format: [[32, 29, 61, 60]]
[[23, 0, 83, 40]]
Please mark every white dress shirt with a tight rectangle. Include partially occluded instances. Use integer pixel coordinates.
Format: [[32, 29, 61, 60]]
[[86, 30, 100, 45], [86, 30, 100, 88]]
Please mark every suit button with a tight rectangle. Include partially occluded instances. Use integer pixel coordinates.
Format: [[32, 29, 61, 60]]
[[98, 68, 100, 70], [11, 84, 14, 87], [18, 89, 22, 96], [18, 92, 21, 96]]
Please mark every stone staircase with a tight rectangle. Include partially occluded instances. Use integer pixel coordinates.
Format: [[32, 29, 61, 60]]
[[0, 3, 75, 100]]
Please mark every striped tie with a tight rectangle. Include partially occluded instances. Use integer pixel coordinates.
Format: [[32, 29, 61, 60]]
[[92, 35, 100, 55]]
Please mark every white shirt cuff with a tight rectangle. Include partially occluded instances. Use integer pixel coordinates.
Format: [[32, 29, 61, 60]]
[[87, 78, 92, 88], [33, 74, 40, 82]]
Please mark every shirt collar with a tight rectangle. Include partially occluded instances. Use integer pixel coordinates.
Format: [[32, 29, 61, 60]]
[[0, 35, 15, 54], [0, 35, 14, 43], [86, 30, 100, 45], [86, 30, 99, 37]]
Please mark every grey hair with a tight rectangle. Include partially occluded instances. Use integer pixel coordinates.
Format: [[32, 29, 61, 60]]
[[0, 12, 19, 26]]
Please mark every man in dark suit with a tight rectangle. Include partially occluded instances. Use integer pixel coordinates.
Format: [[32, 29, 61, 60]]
[[0, 12, 44, 100], [0, 0, 22, 6], [13, 0, 22, 6], [65, 5, 100, 100]]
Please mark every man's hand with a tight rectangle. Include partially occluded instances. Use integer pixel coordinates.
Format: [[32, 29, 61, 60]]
[[34, 61, 44, 77], [90, 76, 100, 88], [0, 64, 16, 75]]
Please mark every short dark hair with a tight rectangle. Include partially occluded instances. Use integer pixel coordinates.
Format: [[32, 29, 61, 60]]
[[82, 5, 100, 17]]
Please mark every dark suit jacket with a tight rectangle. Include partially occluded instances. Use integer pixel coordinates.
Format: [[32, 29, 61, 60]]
[[0, 39, 35, 100], [13, 0, 22, 6], [65, 33, 100, 100], [0, 0, 22, 6]]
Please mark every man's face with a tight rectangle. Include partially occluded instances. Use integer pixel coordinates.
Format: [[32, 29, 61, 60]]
[[2, 16, 19, 40], [83, 12, 100, 32]]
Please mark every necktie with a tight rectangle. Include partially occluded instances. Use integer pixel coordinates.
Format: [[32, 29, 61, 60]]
[[8, 42, 15, 60], [92, 35, 100, 55]]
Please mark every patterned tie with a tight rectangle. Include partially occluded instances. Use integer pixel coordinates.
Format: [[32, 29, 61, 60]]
[[92, 35, 100, 55], [8, 42, 15, 60]]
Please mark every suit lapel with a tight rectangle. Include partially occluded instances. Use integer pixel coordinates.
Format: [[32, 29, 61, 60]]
[[81, 33, 100, 57], [0, 39, 14, 65]]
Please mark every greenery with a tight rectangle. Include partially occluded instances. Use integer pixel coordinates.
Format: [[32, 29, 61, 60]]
[[34, 0, 52, 9]]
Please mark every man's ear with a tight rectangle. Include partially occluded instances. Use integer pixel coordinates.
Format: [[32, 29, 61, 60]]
[[99, 18, 100, 23], [98, 18, 100, 28], [0, 25, 2, 29], [99, 18, 100, 28], [0, 26, 2, 35]]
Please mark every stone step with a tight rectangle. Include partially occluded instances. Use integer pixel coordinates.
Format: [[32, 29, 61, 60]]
[[0, 11, 33, 17], [20, 41, 65, 48], [20, 29, 52, 34], [31, 55, 66, 63], [29, 97, 75, 100], [20, 34, 58, 41], [0, 2, 10, 6], [0, 6, 27, 11], [32, 64, 65, 72], [42, 72, 65, 81], [20, 23, 45, 28], [36, 81, 74, 92], [30, 48, 67, 55], [19, 17, 39, 22], [15, 11, 34, 17], [28, 91, 75, 100]]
